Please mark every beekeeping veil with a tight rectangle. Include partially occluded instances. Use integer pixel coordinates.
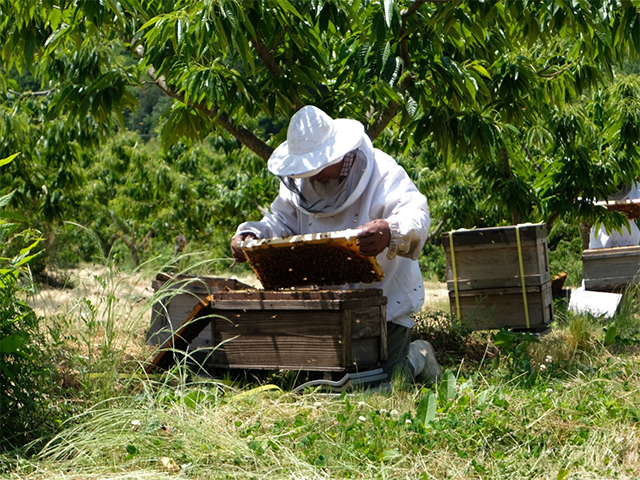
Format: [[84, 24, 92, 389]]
[[267, 105, 374, 215]]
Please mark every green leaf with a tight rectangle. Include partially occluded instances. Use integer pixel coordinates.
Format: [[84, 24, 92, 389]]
[[604, 324, 618, 346], [0, 191, 15, 209], [416, 391, 437, 426], [438, 369, 457, 403], [0, 153, 19, 168], [0, 332, 28, 354], [383, 0, 394, 28]]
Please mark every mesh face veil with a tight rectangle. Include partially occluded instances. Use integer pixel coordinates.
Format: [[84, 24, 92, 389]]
[[279, 149, 364, 214]]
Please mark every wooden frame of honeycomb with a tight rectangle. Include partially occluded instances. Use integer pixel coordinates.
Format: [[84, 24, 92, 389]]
[[242, 229, 384, 289]]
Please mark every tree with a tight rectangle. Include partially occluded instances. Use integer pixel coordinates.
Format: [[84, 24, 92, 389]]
[[2, 0, 640, 233]]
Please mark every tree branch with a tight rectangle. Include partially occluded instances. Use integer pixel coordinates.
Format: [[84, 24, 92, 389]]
[[253, 33, 304, 110], [146, 64, 274, 160], [8, 89, 55, 97], [426, 215, 449, 243], [536, 63, 573, 78], [367, 0, 427, 140]]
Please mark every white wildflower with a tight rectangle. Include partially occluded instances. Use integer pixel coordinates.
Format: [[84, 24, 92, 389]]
[[390, 409, 399, 418], [474, 410, 481, 416], [358, 401, 366, 408], [546, 388, 553, 394], [539, 364, 547, 372], [130, 420, 141, 431], [405, 419, 412, 425], [358, 416, 366, 422], [545, 355, 553, 364], [380, 408, 388, 414], [313, 402, 322, 409], [247, 435, 254, 441]]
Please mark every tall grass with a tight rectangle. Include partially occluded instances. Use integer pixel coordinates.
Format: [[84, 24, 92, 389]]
[[7, 246, 640, 478]]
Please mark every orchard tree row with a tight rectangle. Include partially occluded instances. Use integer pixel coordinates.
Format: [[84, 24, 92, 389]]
[[3, 1, 640, 268]]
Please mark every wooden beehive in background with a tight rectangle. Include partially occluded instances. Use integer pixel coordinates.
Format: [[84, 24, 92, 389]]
[[595, 199, 640, 220], [582, 246, 640, 292], [147, 273, 252, 350], [442, 223, 553, 331]]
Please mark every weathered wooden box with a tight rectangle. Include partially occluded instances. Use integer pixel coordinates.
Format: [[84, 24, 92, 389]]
[[147, 273, 252, 348], [206, 289, 387, 372], [448, 282, 553, 331], [443, 224, 553, 330], [582, 246, 640, 292], [442, 223, 551, 290]]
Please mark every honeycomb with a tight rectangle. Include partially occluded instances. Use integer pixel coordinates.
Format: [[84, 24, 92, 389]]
[[601, 200, 640, 220], [243, 231, 384, 289]]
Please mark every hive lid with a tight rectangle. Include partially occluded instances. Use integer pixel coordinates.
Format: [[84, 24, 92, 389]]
[[241, 229, 384, 289], [442, 223, 547, 249]]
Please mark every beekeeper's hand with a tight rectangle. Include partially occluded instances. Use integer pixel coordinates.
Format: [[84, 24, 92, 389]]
[[230, 233, 256, 262], [356, 219, 390, 256]]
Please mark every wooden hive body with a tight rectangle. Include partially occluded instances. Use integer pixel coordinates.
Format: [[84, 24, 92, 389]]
[[147, 274, 252, 350], [448, 283, 553, 331], [582, 246, 640, 292], [443, 223, 553, 331], [206, 289, 387, 372]]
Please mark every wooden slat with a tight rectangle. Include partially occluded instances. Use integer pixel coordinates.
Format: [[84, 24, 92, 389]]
[[209, 298, 387, 311], [209, 289, 385, 301], [583, 246, 640, 292], [449, 282, 553, 331], [342, 309, 351, 368], [442, 223, 547, 249], [145, 296, 214, 373]]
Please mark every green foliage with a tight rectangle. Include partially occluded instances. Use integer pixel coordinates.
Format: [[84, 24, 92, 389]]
[[4, 0, 640, 238], [0, 155, 58, 451], [72, 132, 278, 268], [547, 220, 584, 287], [493, 329, 541, 375]]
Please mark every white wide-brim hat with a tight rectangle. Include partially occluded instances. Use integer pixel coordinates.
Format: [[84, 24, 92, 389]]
[[268, 105, 365, 178]]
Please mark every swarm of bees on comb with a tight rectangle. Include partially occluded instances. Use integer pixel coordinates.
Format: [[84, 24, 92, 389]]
[[242, 230, 384, 290]]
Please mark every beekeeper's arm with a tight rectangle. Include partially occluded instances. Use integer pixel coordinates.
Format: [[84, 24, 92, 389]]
[[357, 157, 430, 260]]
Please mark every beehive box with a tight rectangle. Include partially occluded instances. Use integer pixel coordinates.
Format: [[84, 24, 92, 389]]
[[449, 282, 553, 331], [242, 229, 384, 289], [147, 273, 253, 349], [442, 223, 550, 291], [582, 246, 640, 292], [203, 289, 388, 372], [595, 199, 640, 220], [443, 224, 553, 330]]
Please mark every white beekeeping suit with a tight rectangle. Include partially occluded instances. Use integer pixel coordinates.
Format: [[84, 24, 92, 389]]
[[231, 105, 441, 384], [589, 182, 640, 249]]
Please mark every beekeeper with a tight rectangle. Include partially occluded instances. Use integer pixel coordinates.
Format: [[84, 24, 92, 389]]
[[589, 182, 640, 249], [230, 105, 441, 385]]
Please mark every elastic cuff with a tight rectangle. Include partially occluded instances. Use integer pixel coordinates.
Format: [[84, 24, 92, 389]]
[[386, 218, 401, 260]]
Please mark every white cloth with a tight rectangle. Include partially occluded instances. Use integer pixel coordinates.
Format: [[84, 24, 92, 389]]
[[589, 182, 640, 249], [237, 147, 431, 328]]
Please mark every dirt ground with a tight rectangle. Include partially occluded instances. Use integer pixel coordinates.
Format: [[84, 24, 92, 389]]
[[28, 265, 450, 320]]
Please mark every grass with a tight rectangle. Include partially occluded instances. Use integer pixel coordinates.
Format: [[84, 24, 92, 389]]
[[5, 259, 640, 479]]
